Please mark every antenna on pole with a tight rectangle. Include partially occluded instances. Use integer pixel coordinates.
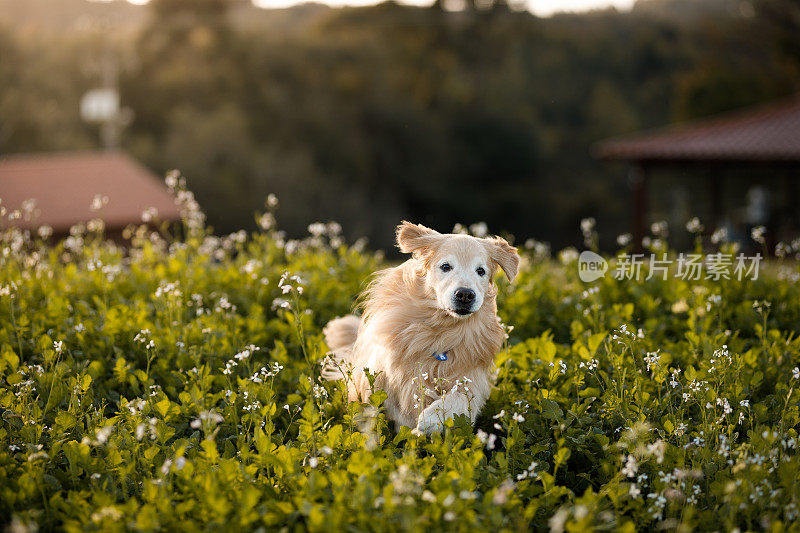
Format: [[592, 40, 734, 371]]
[[79, 16, 134, 150]]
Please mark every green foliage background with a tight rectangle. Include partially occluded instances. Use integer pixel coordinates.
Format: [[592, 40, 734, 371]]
[[1, 191, 799, 531], [1, 0, 799, 249]]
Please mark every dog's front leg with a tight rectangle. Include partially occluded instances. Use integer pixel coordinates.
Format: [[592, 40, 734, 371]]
[[416, 373, 489, 434], [416, 393, 469, 433]]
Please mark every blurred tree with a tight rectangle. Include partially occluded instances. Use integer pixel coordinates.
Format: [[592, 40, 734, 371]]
[[150, 0, 240, 18], [586, 80, 640, 139], [0, 28, 97, 154], [122, 0, 254, 234], [123, 0, 244, 141], [4, 0, 800, 249], [757, 0, 800, 66]]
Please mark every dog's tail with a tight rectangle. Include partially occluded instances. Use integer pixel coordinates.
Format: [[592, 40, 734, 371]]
[[321, 315, 360, 381]]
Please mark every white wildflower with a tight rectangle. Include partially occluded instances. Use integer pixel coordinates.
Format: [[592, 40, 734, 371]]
[[90, 194, 109, 212], [686, 217, 703, 234], [751, 226, 766, 244], [621, 454, 638, 477]]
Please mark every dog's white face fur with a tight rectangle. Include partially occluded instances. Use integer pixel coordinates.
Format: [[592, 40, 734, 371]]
[[396, 221, 519, 319], [425, 237, 491, 318]]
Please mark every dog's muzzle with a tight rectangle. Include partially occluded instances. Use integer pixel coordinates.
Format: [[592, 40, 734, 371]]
[[452, 287, 476, 315]]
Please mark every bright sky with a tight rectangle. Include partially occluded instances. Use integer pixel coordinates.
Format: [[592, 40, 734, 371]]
[[252, 0, 635, 14], [124, 0, 636, 17]]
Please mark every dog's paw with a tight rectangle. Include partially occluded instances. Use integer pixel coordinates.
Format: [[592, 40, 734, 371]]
[[416, 405, 447, 434], [416, 412, 444, 434]]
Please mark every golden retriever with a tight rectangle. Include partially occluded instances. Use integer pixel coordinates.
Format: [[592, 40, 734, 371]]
[[322, 221, 519, 433]]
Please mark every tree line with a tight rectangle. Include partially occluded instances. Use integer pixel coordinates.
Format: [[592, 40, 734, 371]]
[[0, 0, 798, 249]]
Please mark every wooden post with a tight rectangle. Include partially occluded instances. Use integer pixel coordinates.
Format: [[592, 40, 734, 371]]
[[631, 163, 648, 252], [708, 167, 721, 231], [785, 170, 798, 228]]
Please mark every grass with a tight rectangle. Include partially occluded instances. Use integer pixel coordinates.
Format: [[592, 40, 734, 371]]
[[1, 183, 799, 531]]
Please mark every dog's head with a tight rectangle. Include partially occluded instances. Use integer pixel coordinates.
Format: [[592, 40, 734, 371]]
[[396, 221, 519, 318]]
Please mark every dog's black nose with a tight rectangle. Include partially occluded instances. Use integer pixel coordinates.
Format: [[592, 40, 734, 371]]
[[455, 288, 476, 305]]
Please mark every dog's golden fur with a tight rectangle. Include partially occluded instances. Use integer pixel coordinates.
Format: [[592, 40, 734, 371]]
[[322, 222, 519, 432]]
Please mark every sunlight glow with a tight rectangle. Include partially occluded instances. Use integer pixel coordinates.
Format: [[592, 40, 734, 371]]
[[125, 0, 636, 16], [251, 0, 635, 14], [527, 0, 635, 15]]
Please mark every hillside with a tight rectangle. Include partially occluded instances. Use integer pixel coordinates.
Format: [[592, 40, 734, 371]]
[[0, 0, 796, 250], [0, 0, 739, 37], [0, 0, 330, 37]]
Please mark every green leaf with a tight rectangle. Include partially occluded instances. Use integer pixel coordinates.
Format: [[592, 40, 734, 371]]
[[2, 348, 19, 371], [144, 447, 159, 462], [55, 411, 76, 429], [155, 398, 171, 418], [554, 448, 571, 468], [541, 398, 563, 421], [81, 374, 92, 393]]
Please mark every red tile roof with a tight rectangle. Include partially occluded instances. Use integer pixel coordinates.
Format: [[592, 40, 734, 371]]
[[596, 95, 800, 163], [0, 151, 180, 232]]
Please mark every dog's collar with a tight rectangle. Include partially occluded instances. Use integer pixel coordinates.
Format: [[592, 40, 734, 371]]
[[432, 351, 449, 361]]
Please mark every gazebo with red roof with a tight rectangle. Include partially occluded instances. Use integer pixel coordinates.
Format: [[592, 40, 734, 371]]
[[596, 95, 800, 249], [0, 151, 180, 236]]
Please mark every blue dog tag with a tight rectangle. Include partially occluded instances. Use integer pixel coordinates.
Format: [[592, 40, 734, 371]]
[[433, 352, 448, 361]]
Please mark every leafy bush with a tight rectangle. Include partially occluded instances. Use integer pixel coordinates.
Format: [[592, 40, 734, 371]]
[[1, 187, 799, 531]]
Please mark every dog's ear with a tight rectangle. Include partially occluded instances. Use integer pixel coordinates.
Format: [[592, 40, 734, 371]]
[[396, 221, 441, 258], [486, 236, 520, 282]]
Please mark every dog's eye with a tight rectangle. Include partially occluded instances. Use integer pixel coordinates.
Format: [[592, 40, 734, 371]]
[[440, 263, 452, 272], [476, 267, 486, 277]]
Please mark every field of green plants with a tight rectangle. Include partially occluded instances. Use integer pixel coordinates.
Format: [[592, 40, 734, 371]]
[[1, 181, 799, 531]]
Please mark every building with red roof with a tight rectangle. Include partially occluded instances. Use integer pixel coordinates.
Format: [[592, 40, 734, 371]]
[[596, 95, 800, 249], [0, 151, 180, 235]]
